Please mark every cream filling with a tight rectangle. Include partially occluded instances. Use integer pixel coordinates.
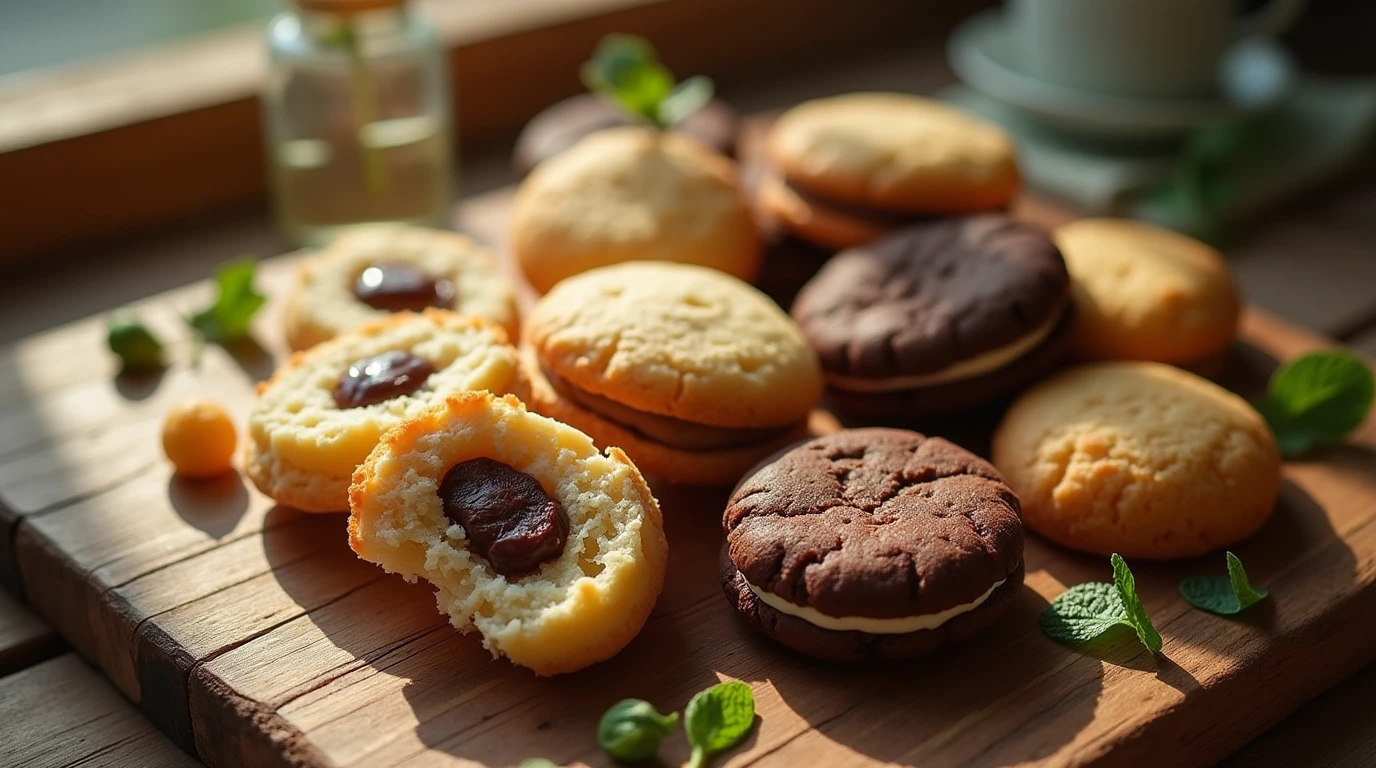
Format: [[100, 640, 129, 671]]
[[826, 310, 1061, 392], [745, 577, 1005, 634]]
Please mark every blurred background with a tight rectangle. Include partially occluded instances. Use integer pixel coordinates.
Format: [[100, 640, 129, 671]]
[[0, 0, 1374, 341]]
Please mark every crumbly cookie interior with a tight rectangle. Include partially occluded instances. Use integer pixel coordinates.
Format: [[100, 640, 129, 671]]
[[350, 394, 664, 671]]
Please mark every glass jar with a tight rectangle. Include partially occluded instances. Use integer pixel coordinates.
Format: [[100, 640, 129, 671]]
[[262, 0, 454, 247]]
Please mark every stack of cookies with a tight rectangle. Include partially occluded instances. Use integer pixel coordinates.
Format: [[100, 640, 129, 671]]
[[236, 84, 1279, 675], [758, 93, 1021, 251]]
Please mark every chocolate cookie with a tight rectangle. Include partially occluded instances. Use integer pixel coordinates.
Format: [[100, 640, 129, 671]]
[[720, 428, 1025, 661], [791, 215, 1071, 417], [513, 93, 740, 174]]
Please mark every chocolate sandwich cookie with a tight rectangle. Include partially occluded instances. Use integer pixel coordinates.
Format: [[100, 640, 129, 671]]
[[513, 93, 740, 174], [762, 93, 1020, 250], [792, 214, 1072, 418], [721, 428, 1025, 661], [519, 261, 823, 485]]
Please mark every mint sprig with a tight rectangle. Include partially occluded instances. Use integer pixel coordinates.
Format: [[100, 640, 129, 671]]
[[581, 34, 714, 130], [684, 680, 755, 768], [1180, 551, 1269, 615], [107, 309, 165, 372], [1258, 350, 1374, 458], [597, 699, 679, 763], [187, 259, 266, 344], [1041, 554, 1162, 654]]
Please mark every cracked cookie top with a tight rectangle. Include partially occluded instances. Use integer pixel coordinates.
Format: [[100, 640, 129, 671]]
[[524, 261, 823, 428], [792, 214, 1069, 380], [724, 428, 1024, 619], [992, 361, 1280, 560]]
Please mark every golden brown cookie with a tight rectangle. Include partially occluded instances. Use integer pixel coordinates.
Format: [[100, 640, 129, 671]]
[[284, 225, 519, 351], [521, 261, 823, 485], [510, 127, 762, 294], [247, 310, 518, 512], [1055, 218, 1241, 367], [767, 93, 1020, 216], [991, 362, 1281, 560], [350, 391, 667, 675]]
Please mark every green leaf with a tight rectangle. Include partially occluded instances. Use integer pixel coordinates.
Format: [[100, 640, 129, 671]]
[[596, 699, 678, 762], [187, 259, 266, 344], [581, 34, 674, 127], [1039, 582, 1126, 643], [658, 75, 715, 128], [1180, 551, 1270, 615], [685, 680, 755, 768], [516, 760, 558, 768], [1112, 554, 1162, 654], [1262, 351, 1374, 457], [106, 309, 165, 372]]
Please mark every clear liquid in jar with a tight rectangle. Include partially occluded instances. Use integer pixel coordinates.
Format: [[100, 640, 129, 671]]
[[270, 113, 453, 247]]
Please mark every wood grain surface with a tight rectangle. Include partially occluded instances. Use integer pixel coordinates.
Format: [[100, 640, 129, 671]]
[[1222, 662, 1376, 768], [0, 185, 1373, 768], [0, 653, 200, 767], [0, 587, 60, 677]]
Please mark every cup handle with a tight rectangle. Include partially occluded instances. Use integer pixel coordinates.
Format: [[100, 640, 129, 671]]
[[1234, 0, 1306, 39]]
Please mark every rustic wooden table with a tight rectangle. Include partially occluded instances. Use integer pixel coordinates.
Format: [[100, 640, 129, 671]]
[[1, 43, 1374, 768]]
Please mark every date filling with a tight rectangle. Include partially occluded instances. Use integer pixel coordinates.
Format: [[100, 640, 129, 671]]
[[353, 263, 456, 312], [332, 350, 436, 409], [438, 458, 570, 576]]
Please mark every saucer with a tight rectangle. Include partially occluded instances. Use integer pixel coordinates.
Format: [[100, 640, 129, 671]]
[[947, 10, 1297, 141]]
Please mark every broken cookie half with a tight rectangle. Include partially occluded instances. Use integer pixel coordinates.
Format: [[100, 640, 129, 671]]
[[349, 391, 668, 675]]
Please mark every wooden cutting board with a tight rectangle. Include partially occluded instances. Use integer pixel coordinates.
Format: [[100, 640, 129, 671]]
[[1, 185, 1375, 768]]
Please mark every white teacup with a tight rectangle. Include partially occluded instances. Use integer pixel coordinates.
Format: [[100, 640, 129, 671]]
[[1007, 0, 1305, 99]]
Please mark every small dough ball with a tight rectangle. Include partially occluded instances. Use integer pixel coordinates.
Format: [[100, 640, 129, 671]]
[[163, 399, 238, 478]]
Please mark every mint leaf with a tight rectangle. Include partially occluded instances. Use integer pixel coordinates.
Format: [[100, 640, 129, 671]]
[[597, 699, 678, 762], [1039, 582, 1125, 643], [685, 680, 755, 768], [1041, 556, 1162, 654], [107, 309, 165, 372], [1112, 554, 1162, 654], [187, 259, 266, 344], [659, 75, 715, 127], [1261, 351, 1374, 457], [1180, 551, 1269, 615], [517, 760, 558, 768], [581, 34, 711, 130]]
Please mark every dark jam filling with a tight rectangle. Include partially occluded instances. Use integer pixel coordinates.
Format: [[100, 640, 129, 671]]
[[332, 350, 436, 409], [353, 263, 456, 312], [438, 458, 570, 577]]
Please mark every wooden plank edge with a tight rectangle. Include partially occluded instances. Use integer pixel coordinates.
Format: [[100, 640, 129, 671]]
[[0, 497, 22, 594], [0, 589, 62, 678], [1110, 522, 1376, 765], [0, 0, 938, 266], [189, 666, 328, 768], [0, 0, 667, 154]]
